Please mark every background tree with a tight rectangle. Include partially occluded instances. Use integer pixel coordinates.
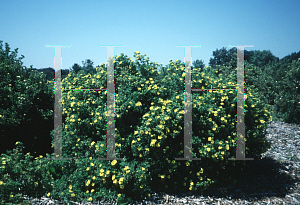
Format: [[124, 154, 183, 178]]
[[244, 49, 279, 69], [191, 59, 205, 72], [208, 47, 236, 69], [207, 47, 280, 78], [81, 59, 97, 75], [207, 47, 237, 77], [69, 63, 82, 74], [69, 59, 97, 75], [27, 67, 70, 82], [279, 51, 300, 64]]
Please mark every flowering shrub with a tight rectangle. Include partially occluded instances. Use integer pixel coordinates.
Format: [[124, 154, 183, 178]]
[[1, 51, 273, 204], [0, 40, 54, 158]]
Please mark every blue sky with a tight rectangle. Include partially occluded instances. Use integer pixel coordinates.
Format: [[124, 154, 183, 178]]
[[1, 0, 299, 73]]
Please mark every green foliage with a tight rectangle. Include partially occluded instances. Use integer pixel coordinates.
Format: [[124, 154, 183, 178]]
[[205, 47, 300, 125], [192, 59, 206, 73], [70, 63, 82, 75], [0, 142, 53, 204], [279, 51, 300, 64], [271, 59, 300, 124], [2, 43, 296, 204], [244, 49, 279, 68], [207, 47, 279, 77], [27, 67, 71, 81], [69, 59, 99, 76], [81, 59, 97, 75], [208, 47, 236, 69], [0, 40, 54, 158]]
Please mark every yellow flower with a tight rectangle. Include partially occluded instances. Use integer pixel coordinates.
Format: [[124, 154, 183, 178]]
[[207, 147, 210, 152], [119, 177, 124, 184], [88, 197, 93, 201], [69, 185, 72, 189], [150, 139, 157, 146], [111, 160, 117, 166], [178, 110, 185, 115], [86, 180, 90, 186], [86, 167, 90, 171], [47, 192, 50, 197], [90, 163, 94, 166], [208, 137, 211, 141]]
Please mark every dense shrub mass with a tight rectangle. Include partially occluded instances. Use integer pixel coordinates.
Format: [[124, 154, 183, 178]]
[[0, 41, 54, 158], [0, 40, 299, 204]]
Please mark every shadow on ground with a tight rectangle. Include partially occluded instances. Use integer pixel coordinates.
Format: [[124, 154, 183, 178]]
[[144, 156, 299, 203]]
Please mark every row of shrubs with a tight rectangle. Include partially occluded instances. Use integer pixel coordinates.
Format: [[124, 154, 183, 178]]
[[1, 41, 299, 204]]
